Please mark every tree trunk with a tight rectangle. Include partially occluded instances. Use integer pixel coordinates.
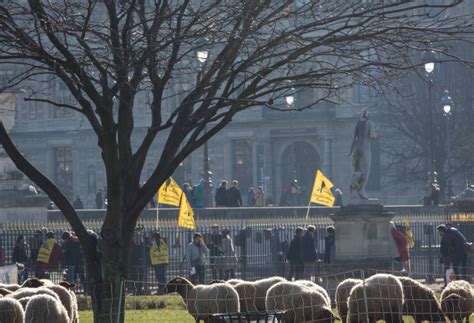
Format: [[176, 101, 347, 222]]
[[90, 241, 129, 323]]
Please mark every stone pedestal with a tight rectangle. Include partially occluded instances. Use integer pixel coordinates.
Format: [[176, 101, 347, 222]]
[[328, 201, 396, 269]]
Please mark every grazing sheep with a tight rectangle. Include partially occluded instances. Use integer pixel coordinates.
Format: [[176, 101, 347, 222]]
[[226, 279, 244, 285], [0, 283, 21, 292], [165, 277, 239, 321], [21, 278, 78, 323], [58, 281, 79, 323], [0, 287, 12, 296], [7, 287, 60, 302], [0, 297, 24, 323], [234, 276, 286, 312], [294, 280, 331, 306], [335, 278, 362, 323], [347, 273, 404, 323], [440, 280, 474, 322], [25, 294, 69, 323], [265, 281, 338, 323], [397, 276, 445, 322]]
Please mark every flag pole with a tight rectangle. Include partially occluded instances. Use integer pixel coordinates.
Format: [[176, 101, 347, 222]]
[[305, 201, 312, 220], [156, 196, 160, 229]]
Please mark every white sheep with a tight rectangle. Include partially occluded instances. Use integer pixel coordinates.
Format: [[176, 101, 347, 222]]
[[440, 279, 474, 322], [0, 297, 24, 323], [347, 273, 404, 323], [233, 276, 286, 312], [226, 279, 245, 285], [265, 281, 338, 323], [0, 283, 21, 292], [397, 276, 445, 322], [7, 287, 60, 302], [24, 294, 69, 323], [294, 280, 331, 306], [22, 278, 78, 323], [335, 278, 362, 323], [165, 276, 240, 321]]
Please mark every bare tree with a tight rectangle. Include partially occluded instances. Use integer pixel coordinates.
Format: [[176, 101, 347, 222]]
[[0, 0, 471, 321], [382, 43, 474, 198]]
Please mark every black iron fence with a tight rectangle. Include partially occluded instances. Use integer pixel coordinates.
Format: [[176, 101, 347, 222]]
[[1, 208, 474, 294]]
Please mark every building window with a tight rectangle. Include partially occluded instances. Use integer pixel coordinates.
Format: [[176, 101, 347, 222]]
[[53, 82, 74, 118], [54, 147, 73, 199], [233, 140, 253, 192]]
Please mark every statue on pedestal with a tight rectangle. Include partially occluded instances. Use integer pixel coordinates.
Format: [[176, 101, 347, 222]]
[[348, 109, 377, 200]]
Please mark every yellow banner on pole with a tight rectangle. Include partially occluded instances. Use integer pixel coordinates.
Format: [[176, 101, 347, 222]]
[[178, 193, 196, 229], [158, 177, 183, 207], [310, 170, 335, 207]]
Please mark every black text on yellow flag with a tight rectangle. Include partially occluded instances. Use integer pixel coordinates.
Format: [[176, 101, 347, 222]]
[[310, 170, 335, 207]]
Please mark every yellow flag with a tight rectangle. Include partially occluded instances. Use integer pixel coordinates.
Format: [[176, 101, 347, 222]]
[[158, 177, 183, 207], [310, 170, 335, 207], [178, 193, 196, 229], [404, 219, 415, 248]]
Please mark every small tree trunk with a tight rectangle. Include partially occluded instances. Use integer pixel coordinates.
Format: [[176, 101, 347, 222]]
[[91, 241, 130, 323]]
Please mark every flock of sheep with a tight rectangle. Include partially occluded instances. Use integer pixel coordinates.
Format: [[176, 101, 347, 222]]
[[166, 274, 474, 323], [0, 278, 77, 323]]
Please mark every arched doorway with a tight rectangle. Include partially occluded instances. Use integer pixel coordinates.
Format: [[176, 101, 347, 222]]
[[280, 141, 320, 205]]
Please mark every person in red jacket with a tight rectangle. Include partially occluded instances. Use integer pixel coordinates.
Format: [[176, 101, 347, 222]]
[[391, 222, 410, 273], [36, 232, 63, 279]]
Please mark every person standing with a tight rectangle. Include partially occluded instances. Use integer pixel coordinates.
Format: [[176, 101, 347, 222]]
[[247, 187, 256, 207], [324, 226, 336, 264], [193, 180, 205, 208], [286, 228, 304, 281], [185, 233, 209, 284], [215, 181, 228, 207], [227, 180, 242, 207], [438, 224, 468, 283], [73, 195, 84, 209], [150, 232, 168, 295], [129, 229, 146, 295], [301, 225, 318, 281], [36, 232, 62, 279], [334, 189, 343, 207], [390, 223, 410, 272], [255, 186, 266, 207], [208, 225, 223, 280], [95, 189, 103, 209], [221, 229, 238, 280], [12, 235, 29, 283], [61, 231, 84, 285]]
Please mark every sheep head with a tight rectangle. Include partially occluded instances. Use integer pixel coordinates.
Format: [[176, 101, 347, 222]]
[[441, 293, 467, 319], [21, 278, 44, 288], [58, 281, 77, 290], [165, 277, 193, 298], [0, 288, 11, 296], [313, 307, 340, 323]]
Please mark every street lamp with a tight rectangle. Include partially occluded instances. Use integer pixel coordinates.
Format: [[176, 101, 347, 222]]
[[196, 44, 213, 207], [421, 49, 437, 191], [441, 89, 453, 199]]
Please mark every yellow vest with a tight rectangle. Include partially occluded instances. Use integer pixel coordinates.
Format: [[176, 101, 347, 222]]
[[150, 239, 169, 265], [37, 238, 57, 263]]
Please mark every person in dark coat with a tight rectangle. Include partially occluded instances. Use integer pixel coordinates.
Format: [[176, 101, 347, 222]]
[[226, 180, 242, 207], [334, 188, 343, 207], [61, 231, 84, 286], [215, 180, 228, 207], [208, 225, 223, 279], [12, 235, 29, 283], [286, 227, 304, 281], [95, 189, 103, 209], [438, 224, 468, 284], [73, 195, 84, 209], [324, 226, 335, 264], [301, 225, 318, 280], [129, 228, 146, 295]]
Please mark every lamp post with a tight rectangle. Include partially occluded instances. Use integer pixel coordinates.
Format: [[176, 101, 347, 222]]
[[196, 45, 213, 207], [441, 89, 453, 199], [421, 50, 437, 194]]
